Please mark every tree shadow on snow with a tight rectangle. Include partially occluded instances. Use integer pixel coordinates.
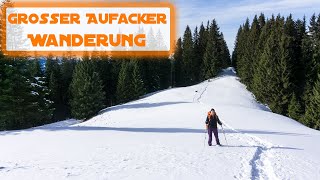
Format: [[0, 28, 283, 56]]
[[33, 126, 308, 137], [99, 101, 190, 114], [1, 126, 309, 139]]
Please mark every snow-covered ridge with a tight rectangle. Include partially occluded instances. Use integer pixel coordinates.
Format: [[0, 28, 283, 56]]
[[1, 67, 319, 180]]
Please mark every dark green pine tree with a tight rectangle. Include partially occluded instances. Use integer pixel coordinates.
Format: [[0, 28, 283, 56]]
[[258, 15, 274, 56], [232, 26, 242, 69], [70, 60, 105, 120], [45, 55, 63, 120], [0, 52, 5, 129], [237, 18, 252, 87], [304, 74, 320, 130], [60, 54, 77, 118], [198, 22, 209, 81], [293, 17, 307, 96], [283, 15, 299, 94], [219, 33, 231, 68], [173, 38, 183, 87], [251, 16, 274, 101], [252, 28, 279, 106], [145, 60, 161, 92], [193, 26, 201, 82], [288, 94, 304, 122], [233, 14, 320, 130], [29, 59, 54, 125], [304, 14, 320, 109], [132, 60, 146, 99], [99, 55, 121, 106], [303, 14, 320, 130], [202, 20, 220, 79], [258, 13, 266, 28], [273, 24, 295, 115], [302, 32, 314, 106], [182, 25, 195, 85], [158, 58, 171, 90], [312, 14, 320, 75], [0, 58, 37, 129], [309, 14, 318, 45], [116, 61, 134, 104], [265, 16, 293, 115], [91, 51, 109, 105], [247, 16, 261, 89]]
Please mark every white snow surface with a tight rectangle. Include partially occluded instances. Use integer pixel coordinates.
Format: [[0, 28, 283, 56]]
[[1, 67, 320, 180]]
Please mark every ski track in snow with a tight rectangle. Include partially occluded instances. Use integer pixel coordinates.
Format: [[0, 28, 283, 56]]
[[225, 125, 279, 180], [195, 75, 279, 180]]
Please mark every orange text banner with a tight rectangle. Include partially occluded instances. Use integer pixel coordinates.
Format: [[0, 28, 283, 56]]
[[2, 2, 176, 57]]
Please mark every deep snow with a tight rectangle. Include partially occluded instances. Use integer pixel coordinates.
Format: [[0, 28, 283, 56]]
[[0, 67, 319, 180]]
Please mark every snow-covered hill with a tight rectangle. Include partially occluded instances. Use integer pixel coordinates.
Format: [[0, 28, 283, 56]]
[[1, 67, 319, 180]]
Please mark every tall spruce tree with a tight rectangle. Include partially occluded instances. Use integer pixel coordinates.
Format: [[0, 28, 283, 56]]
[[132, 60, 146, 99], [304, 14, 320, 112], [158, 58, 171, 89], [193, 26, 201, 82], [100, 55, 121, 106], [45, 55, 63, 120], [116, 61, 134, 103], [198, 23, 209, 81], [236, 19, 251, 86], [202, 20, 220, 79], [232, 26, 242, 69], [293, 18, 307, 96], [0, 58, 38, 129], [173, 38, 183, 87], [276, 32, 294, 115], [60, 55, 77, 118], [288, 94, 304, 122], [252, 28, 280, 107], [29, 59, 54, 125], [182, 26, 195, 85], [302, 32, 314, 106], [304, 74, 320, 130], [219, 33, 231, 68], [0, 53, 6, 129], [247, 16, 261, 90], [70, 60, 105, 120], [145, 60, 161, 92]]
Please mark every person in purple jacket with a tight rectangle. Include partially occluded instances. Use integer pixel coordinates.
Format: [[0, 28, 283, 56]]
[[205, 108, 222, 146]]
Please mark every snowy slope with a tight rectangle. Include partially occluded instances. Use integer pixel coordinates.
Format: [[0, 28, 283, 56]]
[[1, 67, 319, 180]]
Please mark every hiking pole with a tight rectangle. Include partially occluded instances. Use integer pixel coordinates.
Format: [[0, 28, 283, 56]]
[[221, 125, 228, 146], [203, 129, 207, 148]]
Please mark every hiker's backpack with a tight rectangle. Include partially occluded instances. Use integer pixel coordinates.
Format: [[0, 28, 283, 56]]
[[207, 111, 212, 119]]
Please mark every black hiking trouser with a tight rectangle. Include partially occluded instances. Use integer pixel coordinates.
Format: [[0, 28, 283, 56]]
[[208, 127, 220, 145]]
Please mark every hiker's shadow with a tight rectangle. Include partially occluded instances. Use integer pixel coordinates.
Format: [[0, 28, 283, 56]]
[[222, 145, 303, 150], [218, 129, 309, 137]]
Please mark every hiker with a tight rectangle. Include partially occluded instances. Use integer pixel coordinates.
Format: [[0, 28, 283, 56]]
[[205, 108, 222, 146]]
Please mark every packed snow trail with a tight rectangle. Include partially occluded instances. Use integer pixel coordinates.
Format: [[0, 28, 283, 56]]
[[1, 67, 320, 180], [194, 68, 279, 179]]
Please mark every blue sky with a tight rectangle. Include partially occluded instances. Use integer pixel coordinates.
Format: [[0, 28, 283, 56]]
[[174, 0, 320, 52]]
